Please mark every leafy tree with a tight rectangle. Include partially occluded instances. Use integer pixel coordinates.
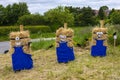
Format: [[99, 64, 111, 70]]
[[17, 14, 45, 25], [79, 7, 96, 26], [98, 6, 109, 20], [44, 6, 74, 31], [101, 6, 109, 11], [111, 11, 120, 24], [0, 5, 5, 25], [3, 2, 30, 25], [65, 6, 82, 26], [98, 7, 105, 20], [108, 8, 115, 19]]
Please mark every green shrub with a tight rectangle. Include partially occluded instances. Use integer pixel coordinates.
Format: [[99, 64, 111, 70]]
[[31, 40, 55, 50], [17, 14, 45, 25], [73, 27, 92, 47], [0, 25, 51, 36]]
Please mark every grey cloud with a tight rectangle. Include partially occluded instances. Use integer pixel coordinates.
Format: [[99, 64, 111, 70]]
[[0, 0, 120, 14]]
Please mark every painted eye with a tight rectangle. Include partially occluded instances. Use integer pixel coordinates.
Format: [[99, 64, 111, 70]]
[[63, 35, 66, 38], [100, 32, 103, 34], [59, 35, 66, 38], [96, 32, 99, 35], [15, 37, 20, 41], [59, 35, 63, 38]]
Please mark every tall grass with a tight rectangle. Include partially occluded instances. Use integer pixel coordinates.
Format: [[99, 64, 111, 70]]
[[31, 40, 55, 50], [31, 33, 55, 39], [73, 26, 92, 47], [107, 24, 120, 46]]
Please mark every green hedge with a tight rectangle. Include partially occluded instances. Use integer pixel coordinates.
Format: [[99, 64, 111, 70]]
[[0, 25, 52, 36]]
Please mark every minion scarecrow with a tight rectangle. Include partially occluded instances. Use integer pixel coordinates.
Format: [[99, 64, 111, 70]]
[[91, 20, 108, 57], [9, 25, 33, 72], [56, 23, 75, 63]]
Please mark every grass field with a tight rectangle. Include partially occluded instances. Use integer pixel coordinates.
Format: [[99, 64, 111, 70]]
[[0, 25, 120, 80], [0, 46, 120, 80]]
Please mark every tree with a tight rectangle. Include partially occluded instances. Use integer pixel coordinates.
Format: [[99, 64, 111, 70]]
[[101, 6, 109, 11], [0, 5, 5, 25], [79, 7, 96, 26], [98, 6, 109, 20], [3, 2, 30, 25], [65, 6, 82, 26], [98, 7, 105, 20], [111, 11, 120, 24], [44, 6, 74, 31], [108, 8, 115, 19], [17, 14, 45, 25]]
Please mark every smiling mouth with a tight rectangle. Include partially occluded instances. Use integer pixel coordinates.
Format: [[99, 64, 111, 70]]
[[15, 42, 21, 46]]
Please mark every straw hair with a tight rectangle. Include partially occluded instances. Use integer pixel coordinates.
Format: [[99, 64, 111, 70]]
[[56, 24, 74, 47], [56, 27, 64, 36], [91, 27, 108, 46], [9, 30, 31, 53]]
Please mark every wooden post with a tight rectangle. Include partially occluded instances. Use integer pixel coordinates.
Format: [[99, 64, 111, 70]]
[[64, 23, 67, 29], [20, 25, 24, 31], [113, 34, 117, 48], [114, 39, 116, 48], [100, 20, 104, 28]]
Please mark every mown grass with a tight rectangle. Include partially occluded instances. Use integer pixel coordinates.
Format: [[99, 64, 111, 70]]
[[0, 46, 120, 80]]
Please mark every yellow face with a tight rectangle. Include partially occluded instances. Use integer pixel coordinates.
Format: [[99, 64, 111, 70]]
[[92, 28, 107, 40]]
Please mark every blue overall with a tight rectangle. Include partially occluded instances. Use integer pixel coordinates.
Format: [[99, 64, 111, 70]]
[[56, 42, 75, 63], [12, 46, 33, 71], [91, 40, 107, 57]]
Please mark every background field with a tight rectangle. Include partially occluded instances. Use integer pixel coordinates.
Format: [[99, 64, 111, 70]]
[[0, 25, 120, 80]]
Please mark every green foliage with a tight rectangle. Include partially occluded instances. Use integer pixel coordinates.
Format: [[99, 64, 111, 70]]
[[79, 7, 97, 26], [31, 40, 55, 50], [108, 8, 115, 19], [66, 6, 97, 26], [0, 2, 30, 25], [0, 25, 52, 40], [44, 6, 74, 31], [111, 11, 120, 24], [0, 5, 5, 25], [65, 6, 82, 26], [101, 6, 109, 11], [98, 7, 106, 20], [73, 27, 92, 47], [17, 14, 45, 25], [108, 25, 120, 46], [31, 33, 55, 39]]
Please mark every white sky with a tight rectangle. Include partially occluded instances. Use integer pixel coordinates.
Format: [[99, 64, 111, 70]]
[[0, 0, 120, 14]]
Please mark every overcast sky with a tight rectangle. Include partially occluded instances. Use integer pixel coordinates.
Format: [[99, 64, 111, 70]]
[[0, 0, 120, 14]]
